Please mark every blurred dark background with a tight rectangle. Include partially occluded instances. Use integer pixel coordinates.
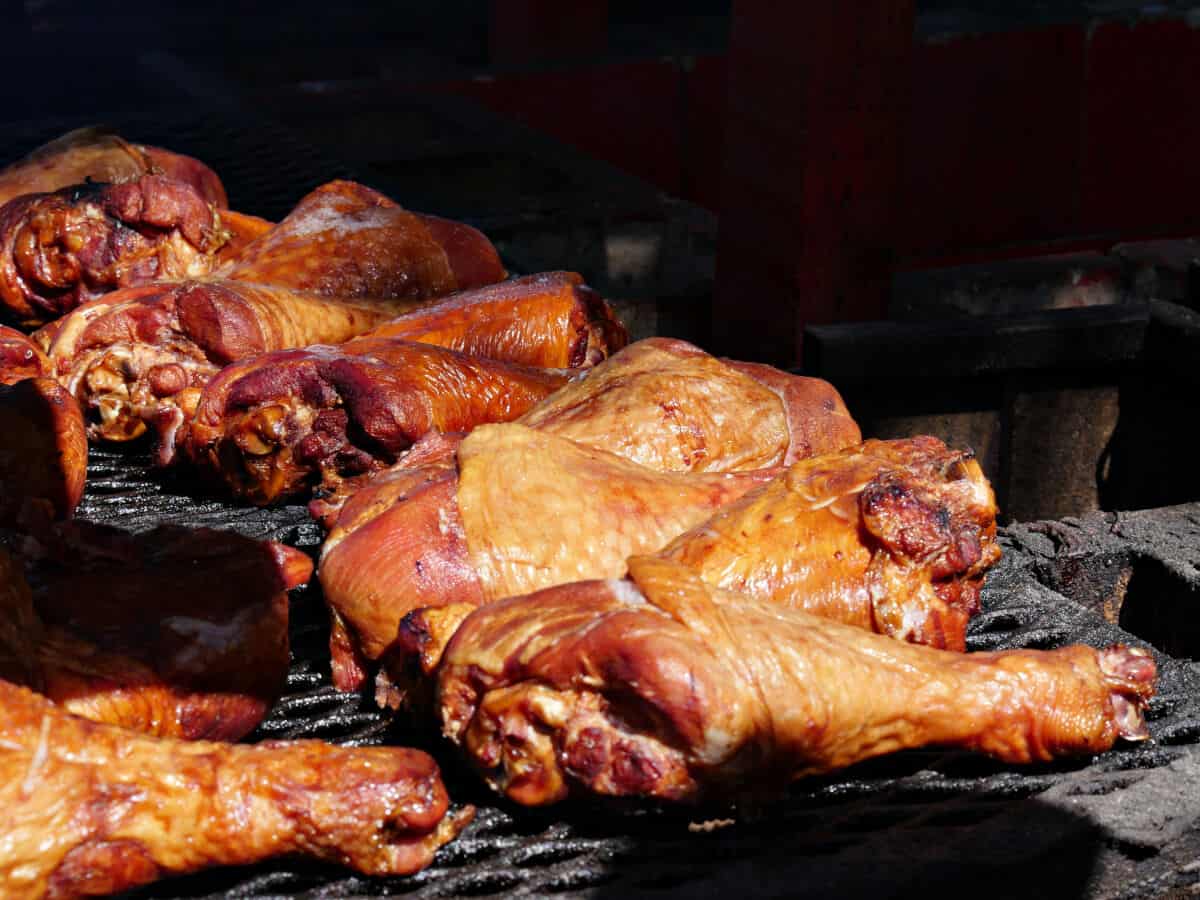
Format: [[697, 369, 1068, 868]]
[[5, 0, 1200, 521]]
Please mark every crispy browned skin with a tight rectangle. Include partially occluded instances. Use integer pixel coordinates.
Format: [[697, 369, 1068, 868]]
[[431, 557, 1156, 807], [319, 424, 779, 690], [185, 341, 571, 505], [214, 180, 506, 299], [37, 280, 426, 452], [0, 324, 51, 383], [310, 337, 857, 530], [0, 679, 468, 898], [363, 271, 627, 368], [0, 176, 228, 326], [656, 436, 1000, 651], [516, 338, 861, 472], [0, 377, 86, 528], [0, 128, 227, 208], [0, 524, 308, 740]]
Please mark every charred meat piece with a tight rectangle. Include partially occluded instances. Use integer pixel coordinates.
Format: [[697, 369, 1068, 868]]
[[320, 423, 779, 690], [185, 341, 571, 505], [0, 377, 86, 528], [215, 179, 506, 299], [0, 127, 227, 208], [37, 279, 427, 453], [0, 324, 51, 384], [362, 271, 627, 368], [656, 436, 1000, 651], [0, 678, 468, 896], [429, 557, 1156, 806], [0, 523, 308, 740], [0, 175, 228, 326], [516, 338, 861, 473]]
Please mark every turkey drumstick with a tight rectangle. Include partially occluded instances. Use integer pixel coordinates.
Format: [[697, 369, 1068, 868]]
[[0, 679, 468, 897], [430, 557, 1156, 807]]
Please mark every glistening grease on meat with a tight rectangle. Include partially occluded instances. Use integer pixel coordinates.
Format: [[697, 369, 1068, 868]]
[[0, 679, 469, 897], [428, 557, 1156, 806]]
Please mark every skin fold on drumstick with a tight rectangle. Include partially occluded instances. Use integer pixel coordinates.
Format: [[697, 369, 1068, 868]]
[[0, 127, 227, 209], [0, 678, 470, 898], [426, 556, 1157, 807], [0, 377, 86, 528], [0, 175, 229, 326], [319, 423, 782, 692], [0, 523, 309, 740]]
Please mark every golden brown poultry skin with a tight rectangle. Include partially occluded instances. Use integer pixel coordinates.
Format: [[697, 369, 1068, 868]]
[[0, 377, 86, 528], [309, 337, 859, 530], [185, 341, 571, 505], [0, 679, 469, 898], [430, 557, 1156, 807], [0, 524, 309, 740], [214, 179, 506, 299], [656, 436, 1000, 651], [515, 338, 861, 472], [0, 175, 228, 326], [362, 271, 627, 368], [0, 324, 51, 384], [36, 279, 427, 454], [319, 424, 780, 690], [0, 128, 227, 208]]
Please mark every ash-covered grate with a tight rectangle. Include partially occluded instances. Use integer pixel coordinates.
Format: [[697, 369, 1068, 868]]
[[74, 444, 1200, 900]]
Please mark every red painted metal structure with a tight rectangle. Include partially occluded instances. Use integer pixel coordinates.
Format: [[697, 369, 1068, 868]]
[[400, 11, 1200, 363]]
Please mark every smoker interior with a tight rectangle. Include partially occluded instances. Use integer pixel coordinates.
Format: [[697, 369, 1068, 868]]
[[8, 112, 1200, 899]]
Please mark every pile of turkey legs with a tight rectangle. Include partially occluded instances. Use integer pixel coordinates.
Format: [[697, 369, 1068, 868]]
[[0, 129, 1156, 897]]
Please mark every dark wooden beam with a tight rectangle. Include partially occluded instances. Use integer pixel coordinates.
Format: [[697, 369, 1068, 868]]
[[713, 1, 916, 365]]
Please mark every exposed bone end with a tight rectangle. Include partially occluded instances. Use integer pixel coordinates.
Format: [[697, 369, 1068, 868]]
[[1098, 644, 1157, 742]]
